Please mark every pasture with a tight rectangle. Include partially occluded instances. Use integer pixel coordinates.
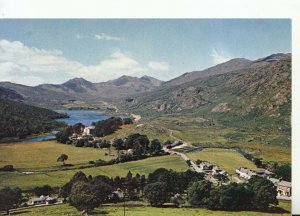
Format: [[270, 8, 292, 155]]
[[0, 155, 188, 190], [9, 201, 291, 216], [0, 141, 116, 171], [186, 148, 258, 174]]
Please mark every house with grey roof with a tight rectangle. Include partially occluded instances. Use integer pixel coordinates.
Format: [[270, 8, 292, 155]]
[[269, 177, 292, 197]]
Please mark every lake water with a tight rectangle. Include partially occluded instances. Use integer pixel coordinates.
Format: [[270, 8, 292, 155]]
[[24, 110, 109, 142], [54, 109, 109, 126]]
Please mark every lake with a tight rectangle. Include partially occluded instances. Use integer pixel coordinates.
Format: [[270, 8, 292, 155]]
[[55, 109, 110, 126], [24, 110, 109, 142]]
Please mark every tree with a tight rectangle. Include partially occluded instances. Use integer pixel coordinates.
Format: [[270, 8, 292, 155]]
[[273, 164, 291, 181], [56, 126, 73, 143], [144, 182, 169, 206], [0, 187, 23, 215], [248, 176, 278, 210], [206, 183, 254, 211], [149, 139, 161, 154], [90, 178, 113, 203], [57, 153, 68, 165], [68, 182, 100, 214], [214, 173, 229, 185], [34, 185, 53, 196], [123, 118, 133, 125], [124, 133, 149, 151], [113, 138, 124, 157], [187, 180, 212, 206], [170, 193, 185, 207], [0, 165, 14, 172], [59, 171, 88, 201]]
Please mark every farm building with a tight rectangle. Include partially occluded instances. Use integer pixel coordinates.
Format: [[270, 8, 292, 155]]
[[269, 178, 292, 197], [30, 196, 58, 205], [83, 126, 95, 135]]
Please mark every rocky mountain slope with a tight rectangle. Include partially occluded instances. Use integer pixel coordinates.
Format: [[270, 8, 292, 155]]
[[124, 54, 291, 132]]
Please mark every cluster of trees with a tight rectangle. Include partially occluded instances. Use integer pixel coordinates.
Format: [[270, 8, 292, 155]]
[[272, 164, 291, 182], [0, 168, 280, 215], [113, 134, 162, 156], [0, 165, 15, 172], [185, 176, 278, 211], [59, 169, 203, 213], [59, 171, 147, 214], [93, 117, 133, 137], [0, 187, 23, 215], [33, 185, 54, 197], [144, 168, 204, 206], [0, 98, 67, 139]]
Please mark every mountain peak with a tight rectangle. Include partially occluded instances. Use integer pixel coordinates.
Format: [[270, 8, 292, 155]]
[[64, 77, 91, 84], [62, 77, 95, 93], [253, 53, 291, 63]]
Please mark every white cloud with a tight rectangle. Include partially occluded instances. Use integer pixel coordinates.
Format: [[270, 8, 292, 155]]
[[94, 33, 123, 41], [0, 39, 145, 85], [148, 61, 170, 71], [75, 34, 84, 39], [211, 48, 231, 64]]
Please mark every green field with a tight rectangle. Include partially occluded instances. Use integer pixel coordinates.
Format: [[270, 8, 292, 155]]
[[186, 148, 258, 174], [0, 155, 188, 190], [0, 141, 117, 171], [9, 201, 291, 216]]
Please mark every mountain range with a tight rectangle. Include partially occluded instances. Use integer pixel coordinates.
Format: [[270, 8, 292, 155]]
[[0, 53, 291, 114]]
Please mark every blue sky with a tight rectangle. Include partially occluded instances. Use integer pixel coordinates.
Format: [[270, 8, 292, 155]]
[[0, 19, 291, 86]]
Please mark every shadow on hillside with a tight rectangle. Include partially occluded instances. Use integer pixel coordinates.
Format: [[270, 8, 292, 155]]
[[9, 210, 31, 215], [154, 205, 290, 214], [92, 210, 108, 215]]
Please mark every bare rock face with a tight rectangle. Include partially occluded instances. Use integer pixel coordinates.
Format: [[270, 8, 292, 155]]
[[212, 103, 231, 113], [272, 92, 288, 106]]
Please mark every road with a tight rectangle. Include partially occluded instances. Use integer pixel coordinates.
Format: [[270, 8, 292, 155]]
[[163, 146, 218, 184]]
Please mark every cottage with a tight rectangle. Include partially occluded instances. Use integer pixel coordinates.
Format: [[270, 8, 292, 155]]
[[83, 126, 95, 135], [235, 167, 256, 180], [30, 195, 58, 206], [269, 178, 292, 197], [45, 197, 58, 205], [110, 188, 124, 201], [200, 162, 214, 171], [212, 166, 228, 176], [255, 169, 273, 177], [31, 197, 46, 205], [277, 180, 292, 197]]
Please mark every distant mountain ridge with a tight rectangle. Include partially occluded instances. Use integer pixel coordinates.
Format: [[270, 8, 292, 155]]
[[0, 75, 164, 108], [163, 53, 291, 87], [0, 53, 291, 110]]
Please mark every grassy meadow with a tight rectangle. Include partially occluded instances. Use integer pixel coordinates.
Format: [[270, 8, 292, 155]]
[[0, 141, 117, 171], [186, 148, 258, 174], [9, 201, 291, 216], [0, 155, 188, 190]]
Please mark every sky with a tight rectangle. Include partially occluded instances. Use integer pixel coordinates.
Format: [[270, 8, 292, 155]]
[[0, 19, 291, 86]]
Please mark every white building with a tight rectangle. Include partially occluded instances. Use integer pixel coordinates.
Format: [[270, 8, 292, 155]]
[[269, 178, 292, 197], [235, 167, 257, 180], [83, 126, 95, 135]]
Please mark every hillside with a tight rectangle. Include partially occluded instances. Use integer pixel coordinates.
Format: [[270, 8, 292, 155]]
[[163, 53, 290, 88], [164, 58, 252, 87], [0, 75, 163, 109], [124, 55, 291, 135], [0, 86, 24, 101], [0, 98, 67, 139]]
